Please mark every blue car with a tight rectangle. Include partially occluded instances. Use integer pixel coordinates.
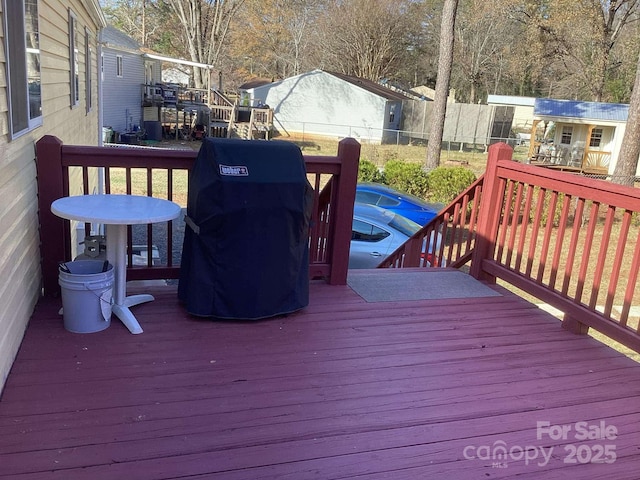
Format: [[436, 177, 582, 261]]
[[355, 182, 443, 226]]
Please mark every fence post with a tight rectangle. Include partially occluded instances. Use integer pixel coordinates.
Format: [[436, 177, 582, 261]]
[[35, 135, 67, 297], [329, 138, 360, 285], [469, 142, 513, 281]]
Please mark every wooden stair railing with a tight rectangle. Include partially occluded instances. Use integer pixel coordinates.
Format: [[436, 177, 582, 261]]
[[378, 175, 484, 269]]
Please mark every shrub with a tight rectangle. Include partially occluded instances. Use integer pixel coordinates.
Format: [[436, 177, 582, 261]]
[[383, 160, 430, 198], [427, 167, 477, 204], [358, 159, 385, 183]]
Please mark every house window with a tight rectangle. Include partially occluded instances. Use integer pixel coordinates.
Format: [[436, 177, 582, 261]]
[[116, 55, 123, 77], [69, 9, 79, 107], [4, 0, 42, 138], [590, 128, 603, 147], [85, 28, 92, 113], [560, 126, 573, 145]]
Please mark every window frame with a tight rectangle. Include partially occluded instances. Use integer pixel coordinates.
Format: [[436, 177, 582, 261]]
[[590, 128, 603, 148], [3, 0, 43, 139], [69, 9, 79, 108], [560, 126, 573, 145], [85, 27, 92, 113], [116, 55, 124, 78]]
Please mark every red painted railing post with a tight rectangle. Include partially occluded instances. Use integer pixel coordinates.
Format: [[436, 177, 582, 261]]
[[469, 142, 513, 281], [328, 138, 360, 285], [35, 135, 67, 297]]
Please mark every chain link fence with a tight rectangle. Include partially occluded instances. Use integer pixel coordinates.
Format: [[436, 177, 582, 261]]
[[277, 121, 638, 186]]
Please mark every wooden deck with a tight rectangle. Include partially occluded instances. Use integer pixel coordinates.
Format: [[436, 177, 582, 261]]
[[2, 269, 640, 479]]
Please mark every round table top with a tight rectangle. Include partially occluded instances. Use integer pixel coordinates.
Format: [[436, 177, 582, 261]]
[[51, 194, 182, 225]]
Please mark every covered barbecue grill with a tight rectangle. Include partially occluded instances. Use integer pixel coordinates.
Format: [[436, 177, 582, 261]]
[[178, 138, 313, 319]]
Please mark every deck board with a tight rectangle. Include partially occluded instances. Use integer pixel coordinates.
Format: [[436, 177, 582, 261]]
[[2, 270, 640, 479]]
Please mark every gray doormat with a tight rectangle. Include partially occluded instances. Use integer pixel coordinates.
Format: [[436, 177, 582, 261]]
[[347, 270, 502, 302]]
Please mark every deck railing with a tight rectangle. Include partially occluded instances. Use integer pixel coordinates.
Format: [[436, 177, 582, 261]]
[[383, 142, 640, 351], [35, 135, 360, 297], [471, 143, 640, 351]]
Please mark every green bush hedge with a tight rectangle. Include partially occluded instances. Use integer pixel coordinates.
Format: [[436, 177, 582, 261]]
[[357, 159, 385, 183], [427, 167, 477, 204], [357, 159, 477, 206], [383, 160, 430, 198]]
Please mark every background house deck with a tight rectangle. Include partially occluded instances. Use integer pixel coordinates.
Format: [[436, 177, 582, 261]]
[[1, 269, 640, 479]]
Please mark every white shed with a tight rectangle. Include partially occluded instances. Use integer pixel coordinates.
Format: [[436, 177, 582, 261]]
[[242, 70, 411, 144], [529, 98, 639, 177]]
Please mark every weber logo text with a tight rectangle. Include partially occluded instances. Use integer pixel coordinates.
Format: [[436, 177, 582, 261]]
[[219, 165, 249, 176]]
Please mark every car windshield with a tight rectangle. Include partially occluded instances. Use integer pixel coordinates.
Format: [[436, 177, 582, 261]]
[[388, 213, 421, 237]]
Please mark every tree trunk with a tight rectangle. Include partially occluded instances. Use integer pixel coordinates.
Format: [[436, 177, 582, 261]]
[[426, 0, 459, 170], [613, 50, 640, 186]]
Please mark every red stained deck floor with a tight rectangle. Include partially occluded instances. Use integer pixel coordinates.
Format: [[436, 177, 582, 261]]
[[2, 270, 640, 479]]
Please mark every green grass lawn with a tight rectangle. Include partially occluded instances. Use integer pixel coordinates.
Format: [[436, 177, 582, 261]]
[[279, 133, 531, 179]]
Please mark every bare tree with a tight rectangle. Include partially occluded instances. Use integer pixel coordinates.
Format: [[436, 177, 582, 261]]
[[511, 0, 640, 101], [163, 0, 245, 88], [426, 0, 459, 170], [613, 50, 640, 185], [231, 0, 326, 80], [313, 0, 427, 82], [103, 0, 163, 47]]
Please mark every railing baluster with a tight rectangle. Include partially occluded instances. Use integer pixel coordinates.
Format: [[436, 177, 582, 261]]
[[548, 194, 572, 290], [575, 202, 600, 304], [561, 197, 585, 296], [504, 181, 524, 268], [105, 167, 112, 193], [167, 168, 175, 268], [604, 209, 632, 319], [514, 184, 534, 272], [536, 190, 558, 284], [620, 228, 640, 329], [588, 206, 615, 309], [525, 187, 546, 277]]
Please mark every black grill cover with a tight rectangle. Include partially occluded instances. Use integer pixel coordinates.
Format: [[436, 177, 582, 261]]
[[178, 138, 314, 319]]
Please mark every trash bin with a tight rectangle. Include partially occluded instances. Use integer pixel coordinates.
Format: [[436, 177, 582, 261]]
[[144, 121, 162, 141], [102, 126, 114, 143], [178, 137, 314, 319], [58, 260, 114, 333]]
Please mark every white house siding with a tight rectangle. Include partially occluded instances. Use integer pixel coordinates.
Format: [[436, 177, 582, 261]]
[[101, 47, 144, 135], [0, 0, 105, 393], [251, 70, 390, 144]]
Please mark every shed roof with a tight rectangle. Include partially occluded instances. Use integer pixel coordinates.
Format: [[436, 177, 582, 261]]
[[244, 70, 412, 101], [487, 95, 535, 107], [100, 25, 141, 53], [534, 98, 629, 122], [326, 71, 411, 101], [239, 78, 273, 90]]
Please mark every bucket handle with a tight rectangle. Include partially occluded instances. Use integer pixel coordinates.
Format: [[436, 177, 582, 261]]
[[82, 283, 114, 322]]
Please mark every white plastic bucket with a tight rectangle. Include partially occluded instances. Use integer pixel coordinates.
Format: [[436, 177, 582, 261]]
[[59, 260, 114, 333]]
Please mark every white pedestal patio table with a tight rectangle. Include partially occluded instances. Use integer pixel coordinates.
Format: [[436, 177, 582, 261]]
[[51, 194, 182, 334]]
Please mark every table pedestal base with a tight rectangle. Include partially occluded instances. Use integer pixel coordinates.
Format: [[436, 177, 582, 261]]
[[112, 294, 155, 334]]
